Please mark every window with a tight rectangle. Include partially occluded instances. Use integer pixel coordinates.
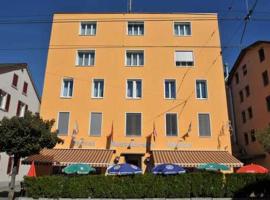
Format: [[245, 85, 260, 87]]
[[90, 112, 102, 136], [262, 70, 269, 86], [244, 132, 249, 145], [174, 22, 191, 36], [0, 89, 11, 111], [242, 111, 246, 123], [57, 112, 70, 135], [258, 48, 265, 62], [166, 113, 178, 136], [12, 74, 18, 88], [61, 78, 73, 98], [127, 80, 142, 99], [77, 51, 95, 66], [235, 72, 239, 84], [251, 129, 256, 142], [23, 82, 28, 95], [248, 107, 253, 119], [16, 101, 27, 117], [92, 79, 104, 98], [239, 91, 244, 103], [198, 113, 211, 136], [242, 64, 247, 76], [245, 85, 250, 97], [126, 113, 141, 136], [175, 51, 194, 66], [128, 21, 144, 36], [196, 80, 208, 99], [80, 22, 96, 35], [126, 51, 144, 66], [266, 96, 270, 112], [165, 80, 176, 99]]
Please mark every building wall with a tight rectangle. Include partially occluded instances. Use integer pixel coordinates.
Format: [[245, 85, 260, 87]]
[[0, 67, 40, 119], [229, 43, 270, 169], [0, 67, 40, 184], [41, 13, 231, 171]]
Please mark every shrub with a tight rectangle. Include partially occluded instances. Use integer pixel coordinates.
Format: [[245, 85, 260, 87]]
[[24, 173, 270, 198]]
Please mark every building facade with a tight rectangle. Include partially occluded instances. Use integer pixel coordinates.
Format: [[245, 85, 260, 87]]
[[28, 13, 241, 173], [227, 41, 270, 169], [0, 63, 40, 185]]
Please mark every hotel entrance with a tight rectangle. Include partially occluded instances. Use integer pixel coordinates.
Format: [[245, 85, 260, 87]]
[[123, 154, 144, 169]]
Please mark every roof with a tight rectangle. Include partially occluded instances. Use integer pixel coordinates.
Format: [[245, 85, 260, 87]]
[[23, 148, 115, 167], [0, 63, 41, 103], [53, 12, 218, 15], [227, 41, 270, 84], [152, 150, 243, 167]]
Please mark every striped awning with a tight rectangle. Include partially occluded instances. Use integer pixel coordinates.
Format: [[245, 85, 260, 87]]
[[23, 148, 115, 167], [152, 150, 243, 167]]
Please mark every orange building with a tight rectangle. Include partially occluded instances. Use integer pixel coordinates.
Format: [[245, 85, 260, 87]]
[[25, 13, 241, 173], [227, 41, 270, 169]]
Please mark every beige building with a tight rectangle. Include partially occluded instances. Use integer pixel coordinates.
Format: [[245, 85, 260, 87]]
[[227, 41, 270, 169]]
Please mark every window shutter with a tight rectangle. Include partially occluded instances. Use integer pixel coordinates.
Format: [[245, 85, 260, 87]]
[[16, 101, 21, 116], [199, 114, 211, 136], [23, 82, 28, 94], [90, 113, 102, 136], [58, 112, 70, 135], [6, 156, 13, 175], [5, 94, 11, 111], [25, 104, 28, 113]]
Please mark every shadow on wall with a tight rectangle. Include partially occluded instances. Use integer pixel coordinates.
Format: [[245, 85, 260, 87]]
[[233, 179, 270, 199]]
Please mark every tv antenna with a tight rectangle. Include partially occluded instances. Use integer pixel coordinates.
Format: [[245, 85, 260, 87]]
[[128, 0, 132, 13]]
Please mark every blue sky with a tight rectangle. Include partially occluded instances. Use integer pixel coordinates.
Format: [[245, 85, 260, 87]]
[[1, 0, 270, 96]]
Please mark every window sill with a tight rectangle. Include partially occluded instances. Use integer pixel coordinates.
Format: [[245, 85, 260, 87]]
[[11, 85, 18, 90], [174, 34, 192, 37], [0, 107, 7, 112], [91, 97, 104, 99], [75, 65, 95, 67], [199, 136, 211, 138], [165, 98, 176, 100], [22, 92, 28, 96], [126, 97, 142, 100], [127, 34, 144, 36], [79, 34, 96, 36], [125, 65, 144, 67], [125, 135, 141, 137], [60, 96, 73, 99], [176, 65, 195, 68], [196, 98, 208, 100]]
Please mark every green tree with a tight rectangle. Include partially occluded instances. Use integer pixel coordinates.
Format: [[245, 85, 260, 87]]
[[256, 125, 270, 153], [0, 111, 63, 199]]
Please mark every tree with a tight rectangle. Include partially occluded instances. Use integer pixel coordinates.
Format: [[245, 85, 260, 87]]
[[0, 111, 63, 199], [256, 125, 270, 153]]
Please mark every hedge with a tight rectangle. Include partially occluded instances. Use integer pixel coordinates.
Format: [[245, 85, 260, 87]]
[[24, 172, 270, 198]]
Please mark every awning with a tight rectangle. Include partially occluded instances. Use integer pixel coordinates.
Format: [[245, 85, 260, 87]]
[[23, 149, 115, 167], [152, 150, 243, 167]]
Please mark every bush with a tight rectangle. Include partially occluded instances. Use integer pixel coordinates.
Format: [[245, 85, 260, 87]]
[[24, 173, 270, 198]]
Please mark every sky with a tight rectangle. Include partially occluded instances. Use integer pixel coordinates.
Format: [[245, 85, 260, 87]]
[[1, 0, 270, 96]]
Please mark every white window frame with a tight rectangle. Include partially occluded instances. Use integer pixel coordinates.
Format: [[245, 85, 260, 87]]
[[56, 111, 70, 136], [173, 22, 191, 36], [0, 91, 8, 110], [125, 112, 142, 137], [89, 112, 103, 137], [196, 79, 208, 100], [92, 79, 104, 99], [125, 50, 144, 66], [76, 50, 95, 66], [164, 79, 176, 99], [60, 78, 74, 98], [175, 51, 195, 67], [165, 113, 178, 137], [127, 21, 144, 36], [197, 112, 212, 137], [126, 79, 142, 99], [79, 21, 97, 36]]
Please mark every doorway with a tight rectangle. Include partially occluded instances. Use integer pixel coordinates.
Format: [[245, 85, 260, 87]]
[[123, 154, 143, 168]]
